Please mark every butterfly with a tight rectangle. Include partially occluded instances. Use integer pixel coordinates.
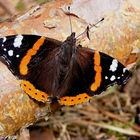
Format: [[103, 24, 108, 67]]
[[0, 32, 131, 106]]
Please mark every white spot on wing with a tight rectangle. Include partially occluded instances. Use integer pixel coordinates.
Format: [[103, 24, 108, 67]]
[[2, 37, 6, 43], [117, 77, 120, 79], [123, 68, 127, 73], [110, 75, 116, 81], [3, 48, 7, 51], [16, 54, 20, 58], [109, 59, 118, 72], [13, 35, 23, 48], [8, 50, 13, 56], [105, 76, 108, 79]]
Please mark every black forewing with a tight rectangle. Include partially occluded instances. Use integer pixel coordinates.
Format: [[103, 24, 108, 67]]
[[75, 47, 131, 96], [97, 51, 130, 94], [0, 35, 62, 77]]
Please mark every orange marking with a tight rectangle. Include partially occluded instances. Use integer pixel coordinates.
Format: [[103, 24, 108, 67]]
[[59, 93, 91, 106], [20, 80, 48, 102], [90, 51, 102, 91], [19, 37, 46, 75]]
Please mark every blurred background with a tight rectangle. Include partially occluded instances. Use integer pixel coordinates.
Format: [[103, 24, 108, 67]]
[[0, 0, 50, 18], [0, 0, 140, 140]]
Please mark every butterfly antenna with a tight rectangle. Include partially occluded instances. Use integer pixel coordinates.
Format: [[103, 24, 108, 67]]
[[86, 26, 90, 40], [76, 18, 104, 39], [68, 6, 73, 34]]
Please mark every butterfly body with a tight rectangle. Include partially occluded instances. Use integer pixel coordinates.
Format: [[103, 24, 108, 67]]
[[0, 32, 131, 106]]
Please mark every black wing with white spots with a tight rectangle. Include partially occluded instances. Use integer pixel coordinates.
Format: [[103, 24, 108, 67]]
[[72, 47, 131, 96], [0, 35, 62, 77], [96, 51, 130, 94]]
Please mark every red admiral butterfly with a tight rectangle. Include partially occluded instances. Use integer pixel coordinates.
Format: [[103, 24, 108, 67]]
[[0, 32, 131, 106]]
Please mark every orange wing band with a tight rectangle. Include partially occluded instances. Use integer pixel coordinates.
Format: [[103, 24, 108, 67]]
[[90, 51, 102, 91], [59, 93, 91, 106], [19, 37, 46, 75], [20, 80, 48, 102]]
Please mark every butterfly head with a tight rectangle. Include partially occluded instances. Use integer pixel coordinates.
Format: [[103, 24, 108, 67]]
[[60, 32, 77, 61], [65, 32, 76, 46]]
